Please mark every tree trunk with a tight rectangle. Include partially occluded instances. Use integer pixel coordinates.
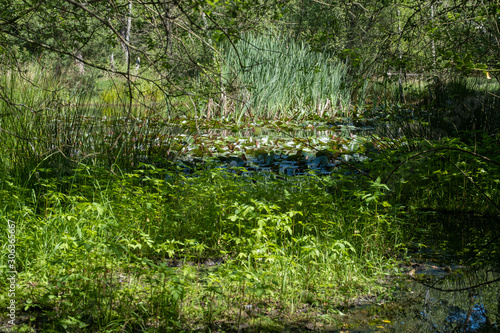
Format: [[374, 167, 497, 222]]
[[431, 3, 436, 69], [110, 52, 116, 72], [75, 52, 85, 75], [120, 0, 132, 66], [163, 2, 172, 55]]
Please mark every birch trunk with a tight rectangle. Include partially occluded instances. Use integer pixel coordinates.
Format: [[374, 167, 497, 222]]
[[120, 0, 132, 66], [75, 52, 85, 75]]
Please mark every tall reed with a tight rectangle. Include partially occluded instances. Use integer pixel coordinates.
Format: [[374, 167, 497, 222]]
[[216, 34, 351, 121]]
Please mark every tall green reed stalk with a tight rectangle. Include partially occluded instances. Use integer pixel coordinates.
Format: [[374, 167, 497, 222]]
[[216, 34, 351, 121]]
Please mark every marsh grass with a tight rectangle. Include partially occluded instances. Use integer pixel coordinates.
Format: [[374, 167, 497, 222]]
[[0, 61, 182, 188], [1, 37, 360, 128], [201, 34, 352, 121]]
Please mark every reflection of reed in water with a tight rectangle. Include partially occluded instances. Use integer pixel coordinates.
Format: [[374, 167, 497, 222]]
[[199, 128, 343, 139]]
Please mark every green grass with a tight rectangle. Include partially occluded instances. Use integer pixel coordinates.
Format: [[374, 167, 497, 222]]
[[0, 37, 357, 125], [0, 163, 407, 332]]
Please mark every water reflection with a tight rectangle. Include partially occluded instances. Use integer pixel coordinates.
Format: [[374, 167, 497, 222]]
[[390, 267, 499, 332], [196, 124, 375, 139]]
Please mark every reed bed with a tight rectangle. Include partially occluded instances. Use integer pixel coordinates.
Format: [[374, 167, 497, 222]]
[[211, 34, 352, 121]]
